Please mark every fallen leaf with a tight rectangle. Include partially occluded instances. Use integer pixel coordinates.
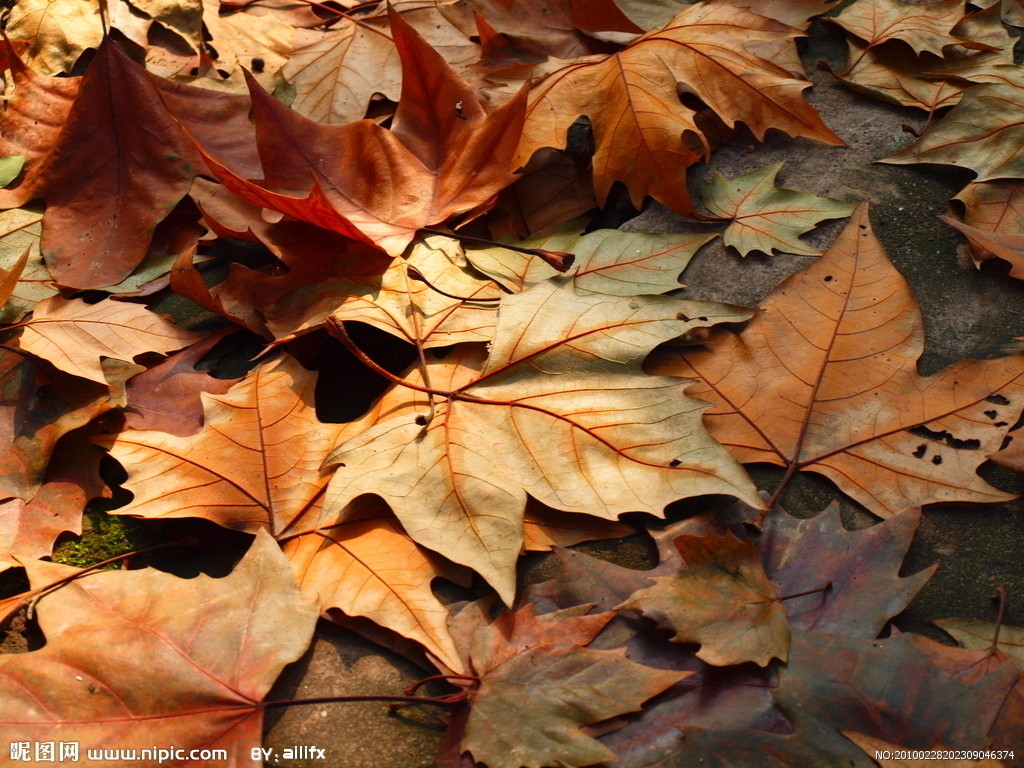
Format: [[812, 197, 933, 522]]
[[6, 0, 103, 74], [17, 296, 201, 384], [100, 352, 344, 536], [192, 7, 527, 257], [0, 530, 318, 758], [758, 504, 935, 637], [517, 0, 842, 216], [442, 603, 687, 768], [619, 531, 791, 666], [123, 328, 241, 436], [322, 280, 760, 602], [943, 180, 1024, 276], [701, 163, 855, 257], [829, 0, 973, 56], [650, 205, 1024, 517], [281, 14, 403, 125], [1, 352, 129, 512], [934, 618, 1024, 662], [0, 208, 52, 324], [778, 630, 1018, 751], [885, 82, 1024, 181], [281, 495, 467, 674], [465, 223, 715, 295]]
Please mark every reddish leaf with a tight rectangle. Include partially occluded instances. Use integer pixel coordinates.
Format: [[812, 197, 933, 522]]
[[758, 504, 935, 637], [191, 8, 528, 257], [778, 630, 1018, 751], [124, 329, 241, 437], [0, 531, 317, 761]]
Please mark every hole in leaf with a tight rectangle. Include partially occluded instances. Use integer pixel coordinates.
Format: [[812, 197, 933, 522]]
[[985, 410, 998, 420], [824, 275, 833, 282], [415, 415, 428, 426], [913, 444, 927, 458], [907, 425, 980, 450], [668, 459, 681, 467], [932, 455, 943, 465], [987, 394, 1011, 405], [251, 57, 265, 73]]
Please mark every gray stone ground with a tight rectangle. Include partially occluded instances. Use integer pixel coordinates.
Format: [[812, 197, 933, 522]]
[[263, 21, 1024, 768]]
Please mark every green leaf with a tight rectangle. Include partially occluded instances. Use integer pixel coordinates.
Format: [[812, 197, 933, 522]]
[[702, 163, 855, 257], [0, 157, 25, 188]]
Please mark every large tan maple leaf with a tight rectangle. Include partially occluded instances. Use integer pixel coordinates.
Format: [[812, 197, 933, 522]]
[[320, 282, 761, 603], [651, 205, 1024, 517], [516, 0, 842, 217]]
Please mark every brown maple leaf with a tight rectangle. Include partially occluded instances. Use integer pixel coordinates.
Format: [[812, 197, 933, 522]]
[[187, 7, 527, 257], [321, 282, 760, 602], [0, 531, 317, 758], [516, 0, 842, 217], [619, 531, 791, 666], [651, 205, 1024, 517], [438, 602, 687, 768], [0, 39, 255, 288]]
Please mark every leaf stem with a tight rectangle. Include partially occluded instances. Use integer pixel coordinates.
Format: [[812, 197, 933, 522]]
[[324, 317, 453, 398], [420, 228, 575, 272], [406, 266, 503, 302], [990, 586, 1008, 652], [776, 582, 831, 602], [403, 673, 480, 696], [261, 692, 466, 710]]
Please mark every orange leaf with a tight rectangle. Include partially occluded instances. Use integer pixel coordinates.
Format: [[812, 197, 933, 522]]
[[0, 532, 317, 756], [517, 0, 841, 216], [651, 205, 1024, 517], [189, 8, 528, 257]]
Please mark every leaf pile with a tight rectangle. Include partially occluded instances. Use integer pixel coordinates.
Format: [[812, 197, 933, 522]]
[[1, 0, 1024, 766]]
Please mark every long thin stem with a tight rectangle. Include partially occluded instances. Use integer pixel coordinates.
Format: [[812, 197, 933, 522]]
[[776, 582, 831, 602], [261, 692, 465, 710], [420, 228, 575, 272], [990, 586, 1008, 652], [19, 538, 198, 620]]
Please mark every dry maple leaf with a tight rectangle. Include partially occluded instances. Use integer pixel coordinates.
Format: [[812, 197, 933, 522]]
[[99, 352, 342, 536], [16, 296, 201, 384], [778, 630, 1018, 752], [517, 0, 842, 217], [189, 7, 527, 257], [650, 205, 1024, 517], [0, 207, 52, 323], [465, 223, 715, 295], [439, 602, 687, 768], [619, 531, 791, 666], [885, 82, 1024, 181], [942, 180, 1024, 277], [0, 531, 318, 762], [907, 626, 1024, 758], [701, 163, 855, 257], [829, 0, 974, 56], [282, 495, 468, 674], [321, 281, 761, 602], [830, 2, 1014, 112], [0, 40, 255, 288]]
